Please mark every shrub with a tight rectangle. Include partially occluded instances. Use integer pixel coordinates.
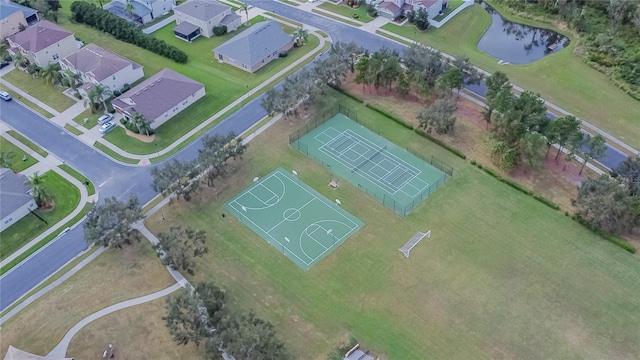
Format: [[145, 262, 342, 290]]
[[122, 83, 131, 93], [279, 51, 288, 58], [470, 160, 476, 165], [212, 25, 227, 36], [70, 1, 187, 63], [414, 128, 467, 160], [113, 90, 121, 97], [352, 13, 359, 19]]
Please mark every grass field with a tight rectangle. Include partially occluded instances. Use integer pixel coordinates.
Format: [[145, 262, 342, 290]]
[[0, 171, 80, 261], [0, 240, 176, 358], [0, 136, 37, 172], [0, 84, 54, 118], [1, 70, 75, 113], [6, 130, 48, 158], [72, 109, 102, 130], [381, 2, 640, 149], [145, 91, 640, 359], [66, 296, 204, 359], [318, 3, 374, 23], [59, 164, 95, 196], [312, 9, 362, 27]]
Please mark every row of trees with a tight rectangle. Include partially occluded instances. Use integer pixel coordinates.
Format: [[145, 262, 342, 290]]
[[70, 1, 188, 63], [164, 282, 290, 359], [150, 132, 247, 202], [484, 71, 605, 173]]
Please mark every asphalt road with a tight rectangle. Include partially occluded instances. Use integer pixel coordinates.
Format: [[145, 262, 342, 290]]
[[0, 2, 629, 310]]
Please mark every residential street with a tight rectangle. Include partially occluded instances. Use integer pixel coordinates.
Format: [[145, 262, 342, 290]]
[[0, 1, 633, 311]]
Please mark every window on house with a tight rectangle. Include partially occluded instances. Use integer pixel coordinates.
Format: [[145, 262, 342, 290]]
[[113, 75, 116, 80], [52, 54, 59, 60], [219, 54, 223, 60]]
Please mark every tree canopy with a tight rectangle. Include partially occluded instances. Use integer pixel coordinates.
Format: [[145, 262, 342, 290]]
[[83, 196, 144, 248], [154, 226, 208, 275]]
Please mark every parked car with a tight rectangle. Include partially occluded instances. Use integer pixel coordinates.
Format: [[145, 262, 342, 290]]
[[0, 91, 12, 101], [97, 113, 115, 125], [0, 61, 10, 69], [99, 121, 117, 134]]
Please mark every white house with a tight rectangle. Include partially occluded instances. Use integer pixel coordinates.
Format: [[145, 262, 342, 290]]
[[173, 0, 241, 41], [104, 0, 175, 25], [378, 0, 446, 20], [60, 43, 145, 96], [0, 168, 37, 232], [7, 20, 78, 67], [112, 68, 205, 129]]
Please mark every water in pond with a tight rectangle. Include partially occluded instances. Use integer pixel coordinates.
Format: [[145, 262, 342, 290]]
[[477, 2, 570, 64]]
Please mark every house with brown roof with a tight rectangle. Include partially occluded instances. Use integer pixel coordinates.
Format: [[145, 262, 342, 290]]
[[173, 0, 241, 42], [60, 44, 145, 96], [0, 0, 39, 39], [7, 20, 78, 67], [377, 0, 445, 20], [213, 20, 293, 73], [112, 68, 205, 129]]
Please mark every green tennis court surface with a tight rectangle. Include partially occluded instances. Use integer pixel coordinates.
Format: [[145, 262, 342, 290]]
[[225, 168, 364, 270], [292, 113, 450, 216]]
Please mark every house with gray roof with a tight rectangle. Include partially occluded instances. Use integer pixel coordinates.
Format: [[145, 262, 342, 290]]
[[112, 68, 205, 129], [60, 43, 145, 96], [0, 168, 37, 232], [0, 0, 39, 38], [173, 0, 241, 41], [213, 20, 293, 73], [377, 0, 445, 20], [104, 0, 174, 25], [7, 20, 78, 67]]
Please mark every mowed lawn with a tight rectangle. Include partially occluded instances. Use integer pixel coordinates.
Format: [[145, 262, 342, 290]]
[[57, 4, 320, 154], [318, 2, 374, 23], [145, 93, 640, 359], [381, 2, 640, 149], [0, 239, 176, 358], [1, 70, 75, 113], [0, 136, 37, 173], [0, 171, 80, 261]]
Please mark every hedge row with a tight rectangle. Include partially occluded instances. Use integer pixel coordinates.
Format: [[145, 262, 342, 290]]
[[470, 161, 561, 211], [364, 103, 414, 130], [572, 214, 637, 253], [414, 128, 467, 160], [70, 1, 188, 63]]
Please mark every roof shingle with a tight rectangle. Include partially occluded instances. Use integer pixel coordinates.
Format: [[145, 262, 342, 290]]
[[213, 20, 292, 67], [61, 44, 141, 82], [8, 20, 73, 52]]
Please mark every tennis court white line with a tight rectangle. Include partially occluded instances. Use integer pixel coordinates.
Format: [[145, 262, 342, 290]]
[[317, 128, 426, 198]]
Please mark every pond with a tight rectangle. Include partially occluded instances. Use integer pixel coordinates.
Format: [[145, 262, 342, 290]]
[[477, 2, 570, 64]]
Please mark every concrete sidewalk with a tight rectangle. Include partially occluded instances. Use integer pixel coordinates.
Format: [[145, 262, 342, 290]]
[[0, 124, 96, 269]]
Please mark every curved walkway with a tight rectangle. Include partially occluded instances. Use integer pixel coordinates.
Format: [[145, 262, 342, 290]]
[[47, 282, 183, 358]]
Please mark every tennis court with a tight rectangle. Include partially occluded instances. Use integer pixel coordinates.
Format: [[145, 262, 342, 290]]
[[225, 168, 364, 270], [292, 113, 450, 216]]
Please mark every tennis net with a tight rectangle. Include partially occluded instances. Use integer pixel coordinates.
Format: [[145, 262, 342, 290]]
[[351, 144, 386, 173]]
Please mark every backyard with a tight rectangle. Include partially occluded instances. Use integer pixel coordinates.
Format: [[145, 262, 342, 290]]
[[141, 92, 640, 359], [380, 1, 640, 150], [51, 6, 321, 155], [0, 171, 80, 261]]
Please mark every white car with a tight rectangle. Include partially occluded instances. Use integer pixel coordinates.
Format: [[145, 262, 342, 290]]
[[99, 121, 117, 135], [0, 91, 12, 101], [97, 113, 114, 125]]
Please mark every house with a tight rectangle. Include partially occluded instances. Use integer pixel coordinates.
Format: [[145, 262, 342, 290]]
[[173, 0, 242, 42], [0, 0, 39, 39], [104, 0, 174, 25], [213, 20, 293, 73], [60, 43, 145, 96], [0, 168, 37, 232], [112, 68, 205, 129], [7, 20, 78, 67], [377, 0, 445, 20]]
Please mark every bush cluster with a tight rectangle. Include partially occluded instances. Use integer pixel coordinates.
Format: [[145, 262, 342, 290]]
[[572, 214, 637, 253], [70, 1, 188, 63]]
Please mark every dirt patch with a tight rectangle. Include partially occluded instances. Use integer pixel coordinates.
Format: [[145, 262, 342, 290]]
[[125, 128, 155, 143]]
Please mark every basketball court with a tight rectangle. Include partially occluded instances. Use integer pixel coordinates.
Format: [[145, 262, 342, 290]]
[[225, 168, 364, 270]]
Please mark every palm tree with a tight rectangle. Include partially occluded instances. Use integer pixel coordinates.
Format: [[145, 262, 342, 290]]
[[41, 63, 62, 85], [13, 53, 28, 69], [25, 171, 51, 207], [62, 69, 82, 91], [86, 84, 113, 112], [0, 151, 15, 169], [131, 112, 152, 136], [0, 40, 9, 60], [240, 4, 249, 23], [126, 1, 135, 18], [292, 26, 309, 46]]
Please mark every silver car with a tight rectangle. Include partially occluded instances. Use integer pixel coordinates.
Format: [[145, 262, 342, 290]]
[[97, 113, 114, 125], [99, 121, 117, 135], [0, 91, 12, 101]]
